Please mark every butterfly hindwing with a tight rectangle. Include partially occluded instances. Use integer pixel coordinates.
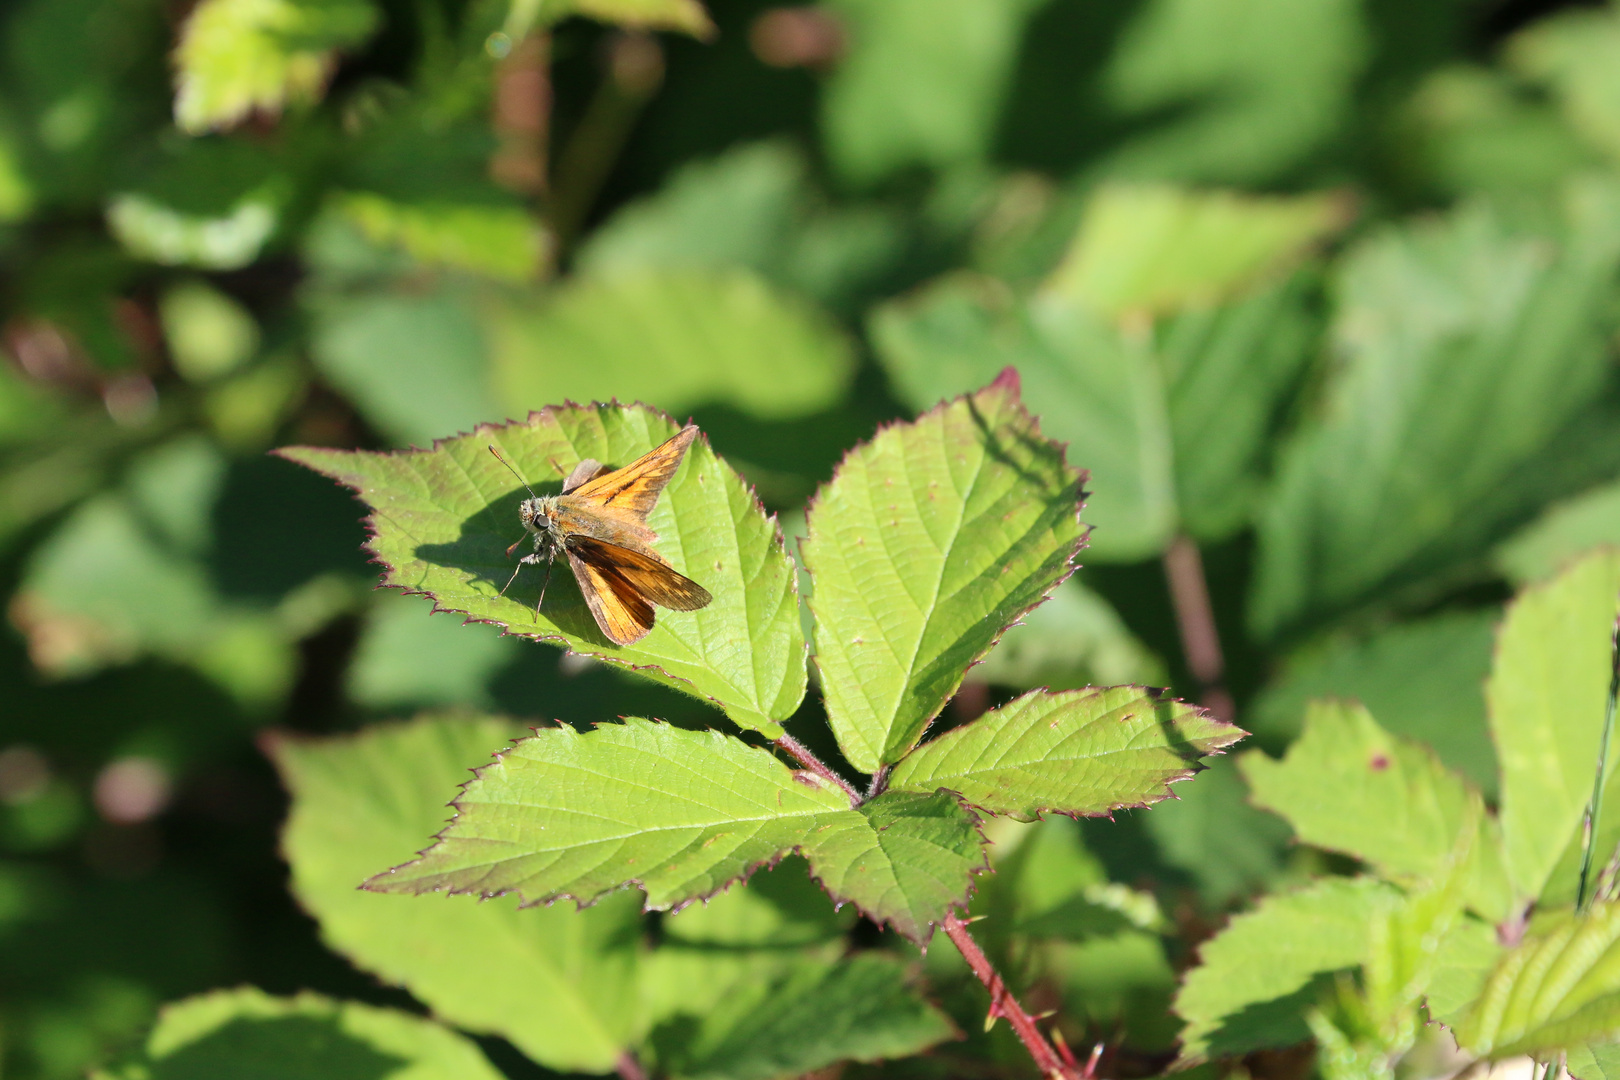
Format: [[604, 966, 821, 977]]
[[566, 543, 656, 645]]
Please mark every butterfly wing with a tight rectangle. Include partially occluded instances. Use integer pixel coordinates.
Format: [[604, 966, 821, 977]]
[[566, 538, 712, 645], [561, 458, 607, 493], [566, 425, 698, 519]]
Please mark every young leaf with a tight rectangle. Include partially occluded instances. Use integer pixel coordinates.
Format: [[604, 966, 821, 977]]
[[1459, 902, 1620, 1058], [278, 403, 807, 736], [800, 789, 987, 944], [91, 987, 504, 1080], [174, 0, 380, 134], [801, 369, 1088, 773], [1488, 549, 1620, 903], [365, 718, 851, 909], [1240, 701, 1514, 920], [888, 686, 1243, 820], [1174, 876, 1398, 1063], [267, 713, 645, 1073], [651, 954, 955, 1079]]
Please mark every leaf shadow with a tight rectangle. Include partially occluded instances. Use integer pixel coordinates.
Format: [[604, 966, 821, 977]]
[[412, 483, 618, 650], [140, 1015, 409, 1079]]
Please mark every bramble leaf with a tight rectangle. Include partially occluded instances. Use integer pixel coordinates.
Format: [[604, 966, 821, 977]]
[[267, 713, 645, 1073], [1488, 549, 1620, 903], [1174, 877, 1397, 1063], [1495, 479, 1620, 586], [889, 687, 1242, 819], [652, 954, 955, 1079], [1240, 701, 1514, 920], [365, 719, 851, 909], [801, 370, 1087, 772], [174, 0, 379, 134], [1459, 902, 1620, 1058], [800, 790, 987, 944], [91, 987, 503, 1080], [505, 0, 713, 38], [278, 403, 806, 736]]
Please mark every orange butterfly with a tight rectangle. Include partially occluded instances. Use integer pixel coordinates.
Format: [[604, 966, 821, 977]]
[[489, 426, 713, 645]]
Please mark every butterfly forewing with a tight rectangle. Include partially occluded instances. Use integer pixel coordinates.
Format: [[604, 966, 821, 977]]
[[567, 425, 698, 518]]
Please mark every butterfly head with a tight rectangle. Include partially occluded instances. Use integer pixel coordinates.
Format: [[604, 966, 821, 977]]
[[519, 495, 562, 536]]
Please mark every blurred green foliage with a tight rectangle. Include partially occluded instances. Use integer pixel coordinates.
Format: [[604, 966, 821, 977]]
[[4, 0, 1620, 1076]]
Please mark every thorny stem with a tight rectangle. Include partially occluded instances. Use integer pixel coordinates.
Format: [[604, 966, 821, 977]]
[[867, 764, 891, 801], [1162, 534, 1234, 723], [943, 912, 1082, 1080], [775, 734, 861, 804], [1577, 602, 1620, 912], [615, 1050, 648, 1080]]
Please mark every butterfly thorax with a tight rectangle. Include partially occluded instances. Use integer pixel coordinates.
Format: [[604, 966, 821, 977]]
[[518, 494, 665, 563]]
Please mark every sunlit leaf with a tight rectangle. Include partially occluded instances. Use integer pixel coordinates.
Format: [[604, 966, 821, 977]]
[[91, 987, 504, 1080], [506, 0, 712, 38], [1241, 701, 1514, 920], [279, 403, 807, 735], [333, 193, 546, 283], [268, 713, 645, 1072], [173, 0, 380, 134], [968, 578, 1165, 692], [890, 687, 1242, 819], [1509, 5, 1620, 166], [802, 370, 1087, 772]]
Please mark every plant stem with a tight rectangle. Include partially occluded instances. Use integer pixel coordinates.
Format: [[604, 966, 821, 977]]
[[1161, 534, 1233, 722], [942, 912, 1080, 1080], [1577, 603, 1620, 912], [775, 734, 861, 804], [615, 1051, 647, 1080]]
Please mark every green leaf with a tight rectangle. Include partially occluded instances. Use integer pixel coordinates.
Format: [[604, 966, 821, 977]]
[[819, 0, 1045, 184], [334, 193, 546, 283], [159, 280, 260, 383], [1248, 611, 1499, 796], [365, 718, 852, 908], [801, 370, 1088, 772], [91, 987, 503, 1080], [1103, 0, 1369, 182], [1459, 903, 1620, 1058], [1043, 185, 1346, 320], [1174, 877, 1398, 1063], [870, 275, 1174, 561], [173, 0, 380, 134], [1253, 195, 1620, 638], [1497, 480, 1620, 586], [278, 403, 807, 735], [995, 816, 1165, 939], [346, 593, 518, 711], [889, 687, 1242, 819], [1489, 549, 1620, 904], [267, 713, 646, 1073], [1508, 6, 1620, 166], [1427, 916, 1503, 1028], [506, 0, 713, 38], [1142, 756, 1291, 907], [968, 578, 1166, 692], [1240, 701, 1514, 921], [1569, 1039, 1620, 1080], [489, 270, 854, 423], [308, 285, 499, 449], [800, 789, 987, 944], [652, 954, 955, 1080]]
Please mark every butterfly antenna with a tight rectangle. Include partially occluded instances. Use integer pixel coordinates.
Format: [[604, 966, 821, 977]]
[[487, 445, 538, 499]]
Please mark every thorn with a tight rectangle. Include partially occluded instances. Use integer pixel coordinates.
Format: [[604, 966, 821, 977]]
[[963, 914, 989, 924], [1033, 1008, 1059, 1021], [1084, 1041, 1104, 1080], [1052, 1027, 1079, 1070], [983, 1004, 1000, 1033]]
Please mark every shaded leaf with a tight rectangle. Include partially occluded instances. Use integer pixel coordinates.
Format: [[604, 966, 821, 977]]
[[1490, 549, 1620, 904], [1247, 611, 1499, 796], [364, 718, 850, 909], [1043, 184, 1346, 319], [1569, 1039, 1620, 1080], [346, 593, 517, 711], [871, 275, 1172, 561], [1240, 701, 1514, 920], [654, 954, 955, 1080], [91, 987, 503, 1080], [889, 687, 1242, 820], [1142, 756, 1291, 907], [1460, 903, 1620, 1058], [490, 270, 854, 423], [1496, 480, 1620, 586], [967, 578, 1165, 692], [173, 0, 379, 134], [1252, 194, 1620, 637], [267, 713, 645, 1073], [279, 404, 807, 735], [801, 789, 986, 944], [1174, 877, 1397, 1063], [803, 371, 1087, 772], [820, 0, 1045, 184], [1509, 5, 1620, 166]]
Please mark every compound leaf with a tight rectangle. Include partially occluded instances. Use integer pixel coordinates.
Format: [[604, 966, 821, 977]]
[[801, 369, 1087, 773], [278, 403, 806, 736], [267, 713, 645, 1073], [889, 687, 1242, 819], [1241, 701, 1514, 920], [365, 718, 851, 910]]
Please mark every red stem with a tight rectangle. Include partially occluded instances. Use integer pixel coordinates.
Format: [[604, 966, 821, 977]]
[[615, 1051, 647, 1080], [775, 734, 861, 804], [1162, 534, 1234, 723], [942, 912, 1080, 1080]]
